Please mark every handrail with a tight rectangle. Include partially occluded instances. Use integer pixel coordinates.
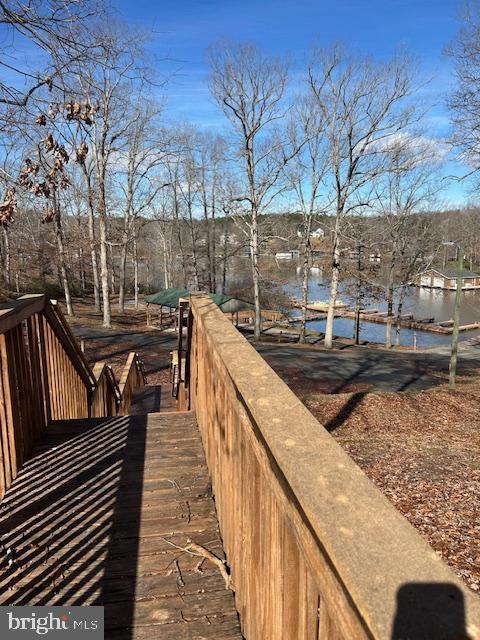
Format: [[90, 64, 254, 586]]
[[135, 356, 148, 385], [184, 294, 480, 640], [105, 365, 122, 404], [0, 294, 46, 333]]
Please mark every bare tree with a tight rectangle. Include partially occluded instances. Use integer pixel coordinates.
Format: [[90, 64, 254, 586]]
[[448, 2, 480, 185], [117, 103, 166, 312], [73, 27, 152, 327], [208, 42, 291, 339], [285, 96, 327, 342], [373, 136, 443, 347], [308, 45, 418, 348], [0, 0, 103, 111]]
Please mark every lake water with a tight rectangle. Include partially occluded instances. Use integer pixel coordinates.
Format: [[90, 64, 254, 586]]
[[280, 264, 480, 348]]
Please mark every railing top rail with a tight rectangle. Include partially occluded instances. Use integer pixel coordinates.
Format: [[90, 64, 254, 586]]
[[189, 294, 480, 638], [119, 351, 138, 392], [92, 361, 122, 404], [0, 294, 46, 334]]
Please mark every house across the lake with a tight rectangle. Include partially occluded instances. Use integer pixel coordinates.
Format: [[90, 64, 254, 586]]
[[275, 250, 300, 260], [416, 268, 480, 290]]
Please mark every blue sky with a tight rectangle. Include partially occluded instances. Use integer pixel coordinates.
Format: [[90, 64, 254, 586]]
[[113, 0, 470, 204]]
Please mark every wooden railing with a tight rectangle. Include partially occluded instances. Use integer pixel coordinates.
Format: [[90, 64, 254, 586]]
[[184, 295, 480, 640], [91, 362, 121, 417], [118, 351, 147, 415], [0, 294, 145, 500]]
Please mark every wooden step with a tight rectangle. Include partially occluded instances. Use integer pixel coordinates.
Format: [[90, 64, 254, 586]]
[[130, 384, 177, 414]]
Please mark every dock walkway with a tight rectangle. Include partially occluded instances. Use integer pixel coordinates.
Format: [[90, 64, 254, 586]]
[[0, 408, 241, 639]]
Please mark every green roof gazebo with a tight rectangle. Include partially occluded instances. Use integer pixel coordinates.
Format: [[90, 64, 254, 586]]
[[145, 288, 254, 328]]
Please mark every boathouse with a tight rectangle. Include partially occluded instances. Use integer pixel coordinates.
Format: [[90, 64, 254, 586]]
[[417, 267, 480, 290]]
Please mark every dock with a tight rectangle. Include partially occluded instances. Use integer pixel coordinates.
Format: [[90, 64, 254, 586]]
[[336, 308, 480, 334], [289, 300, 480, 335]]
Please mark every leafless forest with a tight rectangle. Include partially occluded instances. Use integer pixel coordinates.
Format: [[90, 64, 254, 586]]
[[2, 0, 480, 345]]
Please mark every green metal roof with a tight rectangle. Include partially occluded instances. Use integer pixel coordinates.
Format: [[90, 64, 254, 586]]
[[145, 288, 190, 308], [145, 288, 253, 311]]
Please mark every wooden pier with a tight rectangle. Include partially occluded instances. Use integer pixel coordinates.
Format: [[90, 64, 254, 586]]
[[289, 300, 480, 335], [336, 308, 480, 334]]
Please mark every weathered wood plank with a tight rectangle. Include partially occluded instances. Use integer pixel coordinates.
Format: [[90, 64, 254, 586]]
[[0, 412, 241, 640]]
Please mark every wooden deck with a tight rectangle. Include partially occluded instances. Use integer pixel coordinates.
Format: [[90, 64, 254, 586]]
[[0, 411, 242, 640]]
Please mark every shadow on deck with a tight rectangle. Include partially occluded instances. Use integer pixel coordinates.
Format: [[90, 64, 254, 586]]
[[0, 412, 241, 640]]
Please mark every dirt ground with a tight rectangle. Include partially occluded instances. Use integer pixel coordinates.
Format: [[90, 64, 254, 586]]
[[62, 298, 175, 385], [62, 299, 480, 593]]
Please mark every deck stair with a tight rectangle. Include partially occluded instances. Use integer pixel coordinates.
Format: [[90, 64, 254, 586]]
[[0, 412, 241, 639]]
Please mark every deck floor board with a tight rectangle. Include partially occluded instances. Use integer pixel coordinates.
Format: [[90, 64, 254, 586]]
[[0, 412, 241, 640]]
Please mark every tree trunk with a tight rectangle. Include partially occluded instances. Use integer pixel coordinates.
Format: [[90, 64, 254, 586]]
[[146, 260, 150, 294], [79, 248, 86, 292], [173, 187, 187, 288], [162, 233, 170, 289], [118, 238, 128, 313], [188, 203, 200, 289], [449, 245, 464, 388], [84, 169, 101, 312], [395, 286, 407, 346], [109, 243, 116, 296], [385, 260, 395, 349], [2, 226, 10, 288], [299, 214, 313, 344], [211, 187, 217, 292], [53, 196, 74, 316], [133, 237, 139, 310], [221, 216, 229, 294], [98, 181, 111, 328], [202, 183, 213, 292], [251, 211, 262, 340], [324, 217, 341, 349]]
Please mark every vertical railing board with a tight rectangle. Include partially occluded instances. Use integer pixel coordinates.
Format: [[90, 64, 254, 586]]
[[37, 313, 52, 425], [0, 335, 16, 492], [0, 361, 11, 497], [0, 333, 20, 484], [4, 329, 25, 471], [14, 323, 34, 459], [43, 320, 57, 420], [26, 315, 47, 439]]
